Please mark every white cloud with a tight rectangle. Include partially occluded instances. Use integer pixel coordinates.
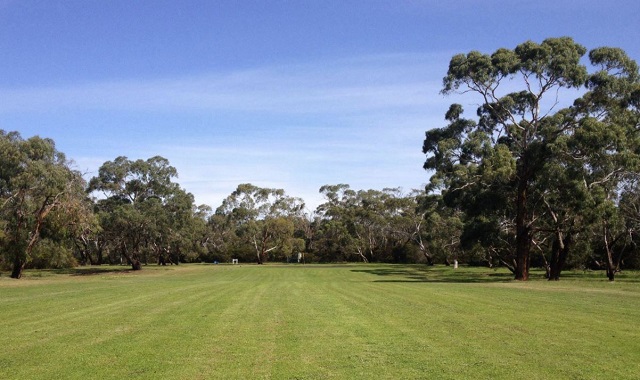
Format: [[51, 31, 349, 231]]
[[3, 53, 452, 209], [0, 53, 450, 115]]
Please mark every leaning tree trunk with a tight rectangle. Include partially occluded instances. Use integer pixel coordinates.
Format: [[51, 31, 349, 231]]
[[120, 245, 142, 271], [11, 242, 39, 278], [424, 253, 434, 266], [10, 199, 57, 279], [10, 254, 26, 279], [602, 220, 621, 282], [253, 235, 265, 264], [9, 237, 27, 278], [604, 239, 617, 282], [355, 247, 369, 263]]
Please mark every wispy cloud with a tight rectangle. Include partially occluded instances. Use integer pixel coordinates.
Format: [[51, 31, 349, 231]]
[[4, 53, 449, 209], [0, 53, 449, 115]]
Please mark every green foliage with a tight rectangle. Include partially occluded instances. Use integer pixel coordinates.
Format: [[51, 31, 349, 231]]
[[87, 156, 202, 269], [424, 38, 640, 280], [0, 130, 86, 278], [29, 239, 77, 269], [216, 184, 305, 264], [315, 185, 420, 263]]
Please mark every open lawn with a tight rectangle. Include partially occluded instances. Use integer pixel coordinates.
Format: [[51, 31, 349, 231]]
[[1, 264, 639, 379]]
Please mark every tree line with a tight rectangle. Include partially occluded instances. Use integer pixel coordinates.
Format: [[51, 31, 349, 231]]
[[2, 37, 639, 280], [0, 139, 450, 278]]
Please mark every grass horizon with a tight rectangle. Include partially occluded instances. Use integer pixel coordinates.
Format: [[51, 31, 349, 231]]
[[1, 263, 639, 379]]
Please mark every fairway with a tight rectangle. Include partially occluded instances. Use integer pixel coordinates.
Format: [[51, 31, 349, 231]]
[[1, 264, 640, 379]]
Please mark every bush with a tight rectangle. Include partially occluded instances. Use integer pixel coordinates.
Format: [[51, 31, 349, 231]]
[[29, 239, 78, 269]]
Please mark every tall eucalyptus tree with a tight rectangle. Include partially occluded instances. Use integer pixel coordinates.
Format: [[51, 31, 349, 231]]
[[424, 37, 639, 280]]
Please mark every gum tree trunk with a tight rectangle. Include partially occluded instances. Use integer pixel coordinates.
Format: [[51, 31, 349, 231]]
[[10, 255, 26, 279], [514, 173, 531, 281], [549, 234, 571, 281]]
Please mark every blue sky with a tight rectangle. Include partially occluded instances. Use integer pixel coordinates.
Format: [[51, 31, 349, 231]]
[[1, 1, 639, 210]]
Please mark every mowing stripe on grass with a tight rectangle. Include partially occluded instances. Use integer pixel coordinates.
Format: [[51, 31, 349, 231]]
[[1, 264, 639, 379]]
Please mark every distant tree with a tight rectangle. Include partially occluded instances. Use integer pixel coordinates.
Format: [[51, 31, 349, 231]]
[[316, 185, 425, 263], [203, 212, 237, 263], [346, 189, 390, 263], [414, 192, 464, 266], [88, 156, 196, 270], [616, 178, 640, 270], [314, 184, 357, 261], [216, 184, 305, 264], [316, 184, 378, 262], [68, 196, 102, 266]]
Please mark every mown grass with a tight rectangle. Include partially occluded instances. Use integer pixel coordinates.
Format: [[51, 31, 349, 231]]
[[1, 264, 639, 379]]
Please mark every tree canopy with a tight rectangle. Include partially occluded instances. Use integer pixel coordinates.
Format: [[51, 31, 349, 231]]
[[423, 37, 640, 280], [0, 130, 86, 278]]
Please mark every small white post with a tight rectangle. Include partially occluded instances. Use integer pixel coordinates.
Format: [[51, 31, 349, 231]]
[[454, 259, 458, 269]]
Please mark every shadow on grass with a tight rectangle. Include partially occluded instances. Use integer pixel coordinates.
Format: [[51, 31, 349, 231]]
[[550, 270, 640, 283], [352, 266, 640, 283], [44, 267, 133, 276], [351, 266, 515, 283]]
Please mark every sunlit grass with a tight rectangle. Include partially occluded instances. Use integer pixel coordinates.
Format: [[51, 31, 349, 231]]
[[1, 264, 639, 379]]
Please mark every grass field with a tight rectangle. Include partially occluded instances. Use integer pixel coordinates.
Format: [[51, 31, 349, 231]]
[[1, 264, 639, 379]]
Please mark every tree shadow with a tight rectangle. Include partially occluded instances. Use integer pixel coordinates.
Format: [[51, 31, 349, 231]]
[[549, 270, 640, 283], [45, 267, 132, 276], [351, 266, 515, 283]]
